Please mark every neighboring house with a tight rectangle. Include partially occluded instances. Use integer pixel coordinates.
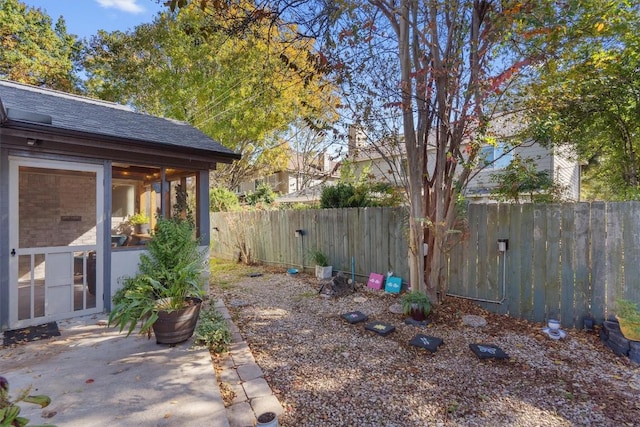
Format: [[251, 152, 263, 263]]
[[346, 121, 581, 202], [239, 149, 339, 199], [0, 80, 240, 331]]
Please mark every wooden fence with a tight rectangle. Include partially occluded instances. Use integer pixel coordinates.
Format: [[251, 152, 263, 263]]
[[210, 202, 640, 328], [210, 207, 410, 281]]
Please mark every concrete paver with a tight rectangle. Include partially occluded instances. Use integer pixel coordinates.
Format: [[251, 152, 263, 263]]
[[237, 363, 264, 381], [242, 377, 273, 399]]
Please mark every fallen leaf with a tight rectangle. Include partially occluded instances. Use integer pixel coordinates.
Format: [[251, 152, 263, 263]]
[[164, 413, 172, 418], [85, 379, 94, 384]]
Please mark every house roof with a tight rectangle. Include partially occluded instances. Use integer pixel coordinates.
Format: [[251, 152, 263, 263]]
[[0, 80, 240, 163]]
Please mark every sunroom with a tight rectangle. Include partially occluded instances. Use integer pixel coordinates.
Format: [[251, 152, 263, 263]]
[[0, 80, 240, 331]]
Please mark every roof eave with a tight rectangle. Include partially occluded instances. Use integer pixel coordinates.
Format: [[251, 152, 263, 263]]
[[2, 119, 241, 164]]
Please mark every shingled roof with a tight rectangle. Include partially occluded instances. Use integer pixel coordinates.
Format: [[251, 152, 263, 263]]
[[0, 80, 240, 162]]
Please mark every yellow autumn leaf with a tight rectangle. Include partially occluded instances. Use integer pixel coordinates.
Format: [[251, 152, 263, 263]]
[[595, 22, 605, 32]]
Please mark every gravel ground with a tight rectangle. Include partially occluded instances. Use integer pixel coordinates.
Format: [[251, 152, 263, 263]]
[[210, 269, 640, 427]]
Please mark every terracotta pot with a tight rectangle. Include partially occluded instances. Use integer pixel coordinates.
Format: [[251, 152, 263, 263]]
[[152, 297, 202, 344]]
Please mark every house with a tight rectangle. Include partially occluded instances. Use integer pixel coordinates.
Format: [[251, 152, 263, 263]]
[[346, 121, 581, 202], [238, 149, 339, 200], [0, 80, 240, 331]]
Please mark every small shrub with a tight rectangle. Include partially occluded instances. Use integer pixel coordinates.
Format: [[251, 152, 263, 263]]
[[246, 183, 277, 206], [194, 304, 232, 353], [308, 248, 330, 266], [210, 187, 240, 212], [616, 299, 640, 323]]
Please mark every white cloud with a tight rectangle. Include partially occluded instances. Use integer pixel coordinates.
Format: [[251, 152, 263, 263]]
[[96, 0, 145, 14]]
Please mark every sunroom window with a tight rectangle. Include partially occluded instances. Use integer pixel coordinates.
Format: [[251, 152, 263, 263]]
[[111, 163, 199, 248]]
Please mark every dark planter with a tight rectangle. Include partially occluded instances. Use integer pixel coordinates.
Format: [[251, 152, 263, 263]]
[[410, 307, 427, 322], [152, 297, 202, 344]]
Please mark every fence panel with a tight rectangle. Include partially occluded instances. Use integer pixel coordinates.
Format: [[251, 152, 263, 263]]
[[210, 201, 640, 328]]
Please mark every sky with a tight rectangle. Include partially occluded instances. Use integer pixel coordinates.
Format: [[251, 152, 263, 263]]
[[21, 0, 166, 39]]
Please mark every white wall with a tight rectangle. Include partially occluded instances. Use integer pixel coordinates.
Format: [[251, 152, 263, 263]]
[[109, 244, 211, 299], [110, 249, 144, 296]]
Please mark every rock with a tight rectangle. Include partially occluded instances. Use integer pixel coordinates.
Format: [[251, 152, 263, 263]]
[[462, 314, 487, 328], [388, 303, 403, 315], [353, 296, 367, 303]]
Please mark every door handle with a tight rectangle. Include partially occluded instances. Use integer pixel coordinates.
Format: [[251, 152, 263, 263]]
[[11, 248, 16, 256]]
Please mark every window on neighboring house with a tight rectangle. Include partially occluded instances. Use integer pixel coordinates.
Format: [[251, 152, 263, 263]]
[[481, 143, 513, 169]]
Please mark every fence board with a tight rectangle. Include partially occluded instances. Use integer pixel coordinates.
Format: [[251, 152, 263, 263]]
[[545, 205, 562, 321], [606, 203, 624, 319], [519, 204, 534, 321], [560, 204, 576, 328], [495, 204, 510, 315], [476, 205, 488, 300], [623, 202, 640, 303], [573, 203, 591, 328], [467, 204, 480, 299], [507, 204, 522, 318], [532, 204, 547, 323], [590, 202, 606, 322]]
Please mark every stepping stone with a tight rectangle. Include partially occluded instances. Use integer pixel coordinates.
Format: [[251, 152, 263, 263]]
[[405, 318, 431, 327], [341, 311, 368, 324], [409, 334, 443, 353], [365, 321, 395, 336], [469, 343, 509, 360]]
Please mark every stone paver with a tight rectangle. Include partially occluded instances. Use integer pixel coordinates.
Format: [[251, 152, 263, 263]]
[[250, 395, 285, 418], [231, 349, 256, 365], [242, 377, 273, 399], [226, 401, 256, 427], [237, 363, 264, 381]]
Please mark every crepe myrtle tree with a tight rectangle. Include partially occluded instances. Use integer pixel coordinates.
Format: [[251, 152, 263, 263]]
[[165, 0, 581, 302]]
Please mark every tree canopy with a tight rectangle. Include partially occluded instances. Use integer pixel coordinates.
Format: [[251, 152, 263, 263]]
[[0, 0, 82, 91], [525, 3, 640, 200], [83, 3, 339, 189]]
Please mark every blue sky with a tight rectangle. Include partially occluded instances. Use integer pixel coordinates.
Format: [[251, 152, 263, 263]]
[[22, 0, 166, 39]]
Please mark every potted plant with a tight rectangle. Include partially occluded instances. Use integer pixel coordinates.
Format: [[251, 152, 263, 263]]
[[401, 290, 431, 321], [109, 217, 206, 344], [309, 248, 332, 280], [128, 212, 150, 234], [615, 298, 640, 341]]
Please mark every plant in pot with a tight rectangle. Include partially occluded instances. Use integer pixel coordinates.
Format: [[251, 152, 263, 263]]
[[109, 217, 207, 344], [615, 298, 640, 341], [128, 212, 150, 234], [309, 248, 332, 280], [401, 290, 432, 321]]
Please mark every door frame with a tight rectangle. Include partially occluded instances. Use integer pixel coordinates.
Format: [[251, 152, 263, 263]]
[[8, 156, 105, 328]]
